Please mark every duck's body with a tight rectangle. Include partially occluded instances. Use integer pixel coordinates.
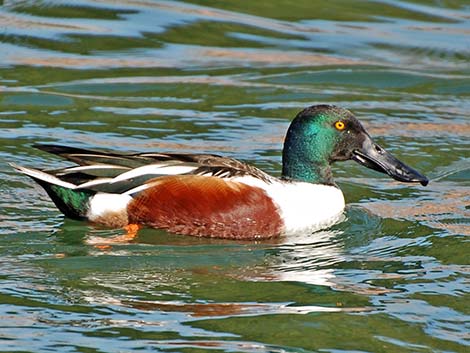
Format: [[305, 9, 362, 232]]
[[95, 176, 344, 239], [13, 147, 345, 239], [13, 105, 427, 239]]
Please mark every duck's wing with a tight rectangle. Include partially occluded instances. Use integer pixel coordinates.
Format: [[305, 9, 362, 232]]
[[35, 144, 274, 194]]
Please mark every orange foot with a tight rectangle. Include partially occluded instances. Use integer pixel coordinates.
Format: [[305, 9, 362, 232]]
[[88, 224, 142, 250], [123, 223, 141, 241]]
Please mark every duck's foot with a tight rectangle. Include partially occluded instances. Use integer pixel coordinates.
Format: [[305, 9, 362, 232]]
[[87, 224, 142, 250], [123, 223, 141, 240]]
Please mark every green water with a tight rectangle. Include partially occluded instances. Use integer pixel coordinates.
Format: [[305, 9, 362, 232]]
[[0, 1, 469, 352]]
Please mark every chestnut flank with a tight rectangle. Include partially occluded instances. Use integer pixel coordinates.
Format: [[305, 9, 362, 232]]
[[127, 175, 283, 239]]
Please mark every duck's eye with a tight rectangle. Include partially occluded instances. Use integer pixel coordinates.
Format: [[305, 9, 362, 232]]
[[334, 121, 346, 131]]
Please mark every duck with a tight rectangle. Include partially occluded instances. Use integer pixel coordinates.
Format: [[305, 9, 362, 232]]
[[12, 105, 428, 239]]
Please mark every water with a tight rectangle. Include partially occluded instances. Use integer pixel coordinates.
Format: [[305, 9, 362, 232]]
[[0, 1, 469, 352]]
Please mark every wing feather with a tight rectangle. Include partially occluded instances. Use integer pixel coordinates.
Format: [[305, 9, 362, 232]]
[[35, 144, 275, 194]]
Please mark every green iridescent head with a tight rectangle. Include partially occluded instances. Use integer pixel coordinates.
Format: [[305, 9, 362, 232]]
[[282, 105, 428, 186]]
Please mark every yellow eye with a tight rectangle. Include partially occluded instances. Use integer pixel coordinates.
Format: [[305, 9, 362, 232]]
[[335, 121, 345, 131]]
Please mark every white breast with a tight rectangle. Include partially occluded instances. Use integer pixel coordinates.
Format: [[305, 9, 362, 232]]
[[233, 177, 345, 234]]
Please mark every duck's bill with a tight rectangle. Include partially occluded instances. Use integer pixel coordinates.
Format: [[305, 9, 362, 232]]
[[352, 135, 428, 186]]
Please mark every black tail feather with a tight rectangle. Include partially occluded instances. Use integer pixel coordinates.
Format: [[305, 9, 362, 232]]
[[11, 163, 95, 220], [36, 180, 94, 220]]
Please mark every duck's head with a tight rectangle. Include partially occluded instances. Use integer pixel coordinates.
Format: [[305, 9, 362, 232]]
[[282, 105, 428, 186]]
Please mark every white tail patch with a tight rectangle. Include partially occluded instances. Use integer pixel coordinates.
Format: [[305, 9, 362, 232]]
[[10, 163, 77, 189], [87, 193, 132, 227]]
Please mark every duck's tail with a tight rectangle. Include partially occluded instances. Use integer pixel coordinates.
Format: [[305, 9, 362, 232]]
[[10, 163, 95, 220]]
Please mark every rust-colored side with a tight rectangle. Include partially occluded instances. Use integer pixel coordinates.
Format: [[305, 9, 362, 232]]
[[127, 175, 283, 239]]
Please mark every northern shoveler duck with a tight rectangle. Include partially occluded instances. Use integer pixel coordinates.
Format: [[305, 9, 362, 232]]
[[12, 105, 428, 239]]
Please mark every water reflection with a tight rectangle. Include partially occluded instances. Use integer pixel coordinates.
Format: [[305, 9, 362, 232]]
[[4, 230, 372, 322]]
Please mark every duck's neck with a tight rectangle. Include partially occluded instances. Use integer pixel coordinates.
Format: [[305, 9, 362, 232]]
[[282, 154, 334, 185], [281, 124, 336, 185]]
